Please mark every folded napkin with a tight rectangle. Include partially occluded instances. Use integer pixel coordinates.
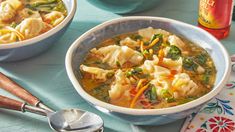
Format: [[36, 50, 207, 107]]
[[181, 71, 235, 132]]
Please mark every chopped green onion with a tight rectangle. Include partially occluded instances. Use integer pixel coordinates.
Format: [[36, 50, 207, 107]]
[[160, 89, 171, 99]]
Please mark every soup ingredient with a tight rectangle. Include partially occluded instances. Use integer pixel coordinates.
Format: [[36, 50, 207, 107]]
[[120, 37, 139, 49], [109, 70, 131, 100], [0, 26, 24, 43], [90, 45, 143, 68], [130, 83, 150, 108], [80, 27, 216, 109], [172, 73, 199, 98], [42, 11, 65, 26], [166, 45, 181, 60], [0, 1, 17, 22], [80, 64, 114, 82], [17, 8, 41, 21], [15, 18, 46, 39]]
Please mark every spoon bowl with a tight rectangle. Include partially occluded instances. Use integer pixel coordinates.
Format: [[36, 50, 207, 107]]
[[48, 109, 104, 132]]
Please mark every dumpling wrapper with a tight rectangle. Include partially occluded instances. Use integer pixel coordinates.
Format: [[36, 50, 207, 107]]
[[17, 8, 41, 23], [43, 11, 65, 27], [109, 69, 131, 101], [15, 18, 46, 39], [0, 1, 16, 22], [161, 57, 183, 72], [138, 27, 170, 41], [168, 35, 186, 51], [120, 37, 139, 49], [90, 45, 143, 68], [80, 64, 113, 82], [172, 73, 200, 98]]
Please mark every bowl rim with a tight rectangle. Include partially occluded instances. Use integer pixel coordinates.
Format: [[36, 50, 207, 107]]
[[0, 0, 77, 49], [65, 16, 231, 115]]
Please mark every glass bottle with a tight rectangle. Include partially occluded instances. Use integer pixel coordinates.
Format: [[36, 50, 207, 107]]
[[198, 0, 234, 39]]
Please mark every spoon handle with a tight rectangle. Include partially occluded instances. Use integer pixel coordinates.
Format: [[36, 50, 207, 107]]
[[0, 72, 40, 106], [0, 95, 48, 116], [0, 95, 24, 111]]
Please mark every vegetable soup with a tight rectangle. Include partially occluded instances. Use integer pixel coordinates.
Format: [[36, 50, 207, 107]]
[[0, 0, 67, 44], [80, 27, 216, 109]]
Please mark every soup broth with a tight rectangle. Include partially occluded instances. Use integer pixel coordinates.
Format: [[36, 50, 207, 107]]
[[0, 0, 67, 44], [80, 27, 216, 109]]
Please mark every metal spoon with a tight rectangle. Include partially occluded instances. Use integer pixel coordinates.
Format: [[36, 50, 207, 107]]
[[0, 72, 103, 132], [0, 95, 103, 132]]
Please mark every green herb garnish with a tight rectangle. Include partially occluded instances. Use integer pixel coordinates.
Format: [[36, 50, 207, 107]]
[[166, 45, 181, 60]]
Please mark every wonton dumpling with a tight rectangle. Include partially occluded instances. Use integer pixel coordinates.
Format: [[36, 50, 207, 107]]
[[168, 35, 186, 51], [16, 18, 45, 39], [172, 73, 199, 98], [109, 69, 131, 100], [120, 37, 139, 49], [138, 27, 170, 40], [151, 79, 171, 97], [141, 55, 171, 78], [0, 1, 16, 22], [0, 30, 18, 43], [17, 8, 41, 22], [43, 11, 65, 26], [161, 57, 183, 72], [141, 55, 159, 73], [80, 64, 113, 81], [6, 0, 22, 9], [90, 45, 143, 68]]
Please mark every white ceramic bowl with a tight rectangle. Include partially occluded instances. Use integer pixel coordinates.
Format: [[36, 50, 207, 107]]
[[65, 17, 231, 125], [0, 0, 77, 62]]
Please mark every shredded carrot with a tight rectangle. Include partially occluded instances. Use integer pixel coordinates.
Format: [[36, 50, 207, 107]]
[[158, 49, 165, 62], [140, 41, 145, 52], [136, 79, 146, 91], [149, 49, 153, 57], [145, 38, 159, 49], [130, 83, 150, 108], [171, 70, 178, 75]]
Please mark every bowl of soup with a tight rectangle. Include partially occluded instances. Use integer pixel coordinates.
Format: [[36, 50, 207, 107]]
[[65, 17, 231, 125], [0, 0, 76, 61]]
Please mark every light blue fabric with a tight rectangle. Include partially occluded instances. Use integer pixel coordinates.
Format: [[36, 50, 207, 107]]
[[0, 0, 234, 131]]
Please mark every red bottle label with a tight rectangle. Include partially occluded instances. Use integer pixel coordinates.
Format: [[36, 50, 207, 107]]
[[198, 0, 234, 29]]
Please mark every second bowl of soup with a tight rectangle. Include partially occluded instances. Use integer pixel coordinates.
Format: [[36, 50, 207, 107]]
[[0, 0, 76, 61], [66, 17, 231, 125]]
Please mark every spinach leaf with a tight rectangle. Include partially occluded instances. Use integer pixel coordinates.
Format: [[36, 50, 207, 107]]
[[166, 45, 181, 60], [183, 57, 198, 71], [131, 34, 143, 40], [145, 85, 157, 103], [166, 97, 176, 103], [194, 54, 208, 66], [91, 84, 110, 103], [202, 74, 210, 84], [202, 68, 212, 84]]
